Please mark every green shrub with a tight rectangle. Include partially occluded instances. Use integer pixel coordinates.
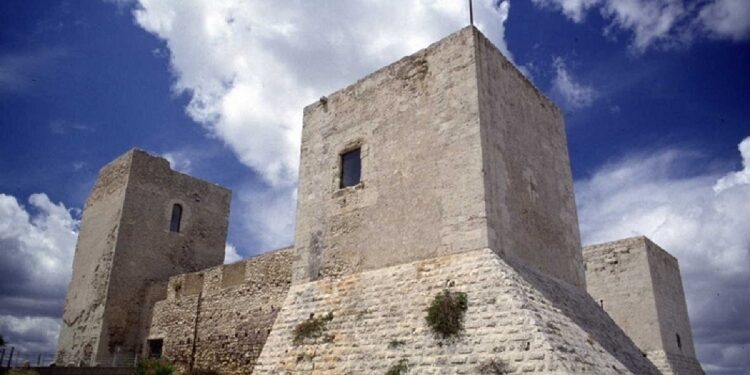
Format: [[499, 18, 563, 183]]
[[425, 289, 468, 339], [292, 312, 333, 345], [384, 359, 409, 375], [134, 358, 175, 375]]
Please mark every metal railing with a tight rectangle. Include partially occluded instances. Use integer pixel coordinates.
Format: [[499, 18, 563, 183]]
[[0, 346, 56, 368]]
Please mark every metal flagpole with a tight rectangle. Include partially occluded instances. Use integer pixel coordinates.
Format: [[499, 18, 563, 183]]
[[469, 0, 474, 25]]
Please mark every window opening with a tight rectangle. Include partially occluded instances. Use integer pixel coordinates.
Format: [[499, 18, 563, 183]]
[[340, 148, 361, 188], [147, 339, 163, 359], [170, 204, 183, 232], [676, 333, 682, 350]]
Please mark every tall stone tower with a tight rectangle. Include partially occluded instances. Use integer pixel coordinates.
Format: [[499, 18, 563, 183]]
[[56, 149, 230, 366], [584, 237, 705, 375], [293, 26, 583, 288]]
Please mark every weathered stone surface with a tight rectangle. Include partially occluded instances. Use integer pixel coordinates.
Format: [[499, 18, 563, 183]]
[[584, 237, 704, 375], [57, 149, 231, 366], [294, 26, 583, 289], [55, 25, 707, 375], [255, 248, 660, 374], [147, 247, 294, 374]]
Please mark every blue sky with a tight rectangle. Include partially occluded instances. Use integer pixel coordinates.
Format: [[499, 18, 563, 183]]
[[0, 0, 748, 373]]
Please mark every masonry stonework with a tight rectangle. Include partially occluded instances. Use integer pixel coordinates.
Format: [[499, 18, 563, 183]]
[[584, 237, 704, 375], [147, 248, 294, 374], [56, 26, 704, 375], [57, 150, 231, 366], [294, 26, 583, 288]]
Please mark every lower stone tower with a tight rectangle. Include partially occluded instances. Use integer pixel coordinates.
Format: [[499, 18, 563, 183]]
[[584, 237, 704, 375], [56, 149, 230, 366]]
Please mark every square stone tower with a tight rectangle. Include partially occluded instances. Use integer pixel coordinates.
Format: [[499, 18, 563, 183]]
[[584, 237, 704, 375], [56, 149, 230, 366], [293, 26, 584, 288]]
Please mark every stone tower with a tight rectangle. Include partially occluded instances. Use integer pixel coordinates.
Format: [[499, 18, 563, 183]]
[[56, 149, 230, 366], [293, 25, 583, 288], [255, 27, 665, 374], [584, 237, 705, 375]]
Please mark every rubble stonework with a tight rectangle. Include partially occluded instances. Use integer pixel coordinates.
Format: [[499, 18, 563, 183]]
[[147, 248, 293, 374], [56, 26, 704, 374]]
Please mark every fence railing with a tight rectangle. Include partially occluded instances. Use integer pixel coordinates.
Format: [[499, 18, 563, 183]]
[[0, 346, 56, 368]]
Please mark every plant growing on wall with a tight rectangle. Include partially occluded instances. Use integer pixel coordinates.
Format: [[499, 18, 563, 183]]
[[425, 289, 468, 339], [478, 358, 509, 374], [384, 359, 409, 375], [292, 312, 334, 345], [134, 358, 175, 375]]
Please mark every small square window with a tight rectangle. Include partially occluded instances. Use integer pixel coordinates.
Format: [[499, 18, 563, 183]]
[[340, 148, 361, 188]]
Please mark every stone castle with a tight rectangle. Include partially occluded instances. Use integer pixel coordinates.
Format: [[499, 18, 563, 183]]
[[56, 27, 704, 374]]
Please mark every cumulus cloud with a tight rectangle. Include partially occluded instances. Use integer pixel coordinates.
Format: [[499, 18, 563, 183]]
[[127, 0, 516, 259], [551, 57, 597, 110], [131, 0, 514, 188], [576, 137, 750, 373], [0, 193, 79, 355], [223, 243, 242, 264], [699, 0, 750, 41], [532, 0, 750, 52], [161, 150, 193, 174]]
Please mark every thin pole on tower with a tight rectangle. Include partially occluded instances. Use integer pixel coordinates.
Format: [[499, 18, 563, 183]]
[[469, 0, 474, 26]]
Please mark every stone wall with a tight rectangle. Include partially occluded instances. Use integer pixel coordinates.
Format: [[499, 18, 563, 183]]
[[57, 151, 132, 366], [255, 248, 660, 374], [474, 29, 584, 288], [294, 26, 487, 284], [294, 26, 584, 289], [57, 149, 231, 366], [148, 247, 294, 374], [584, 237, 704, 375]]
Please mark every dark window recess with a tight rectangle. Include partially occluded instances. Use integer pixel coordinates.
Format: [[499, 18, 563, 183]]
[[676, 333, 682, 350], [147, 339, 163, 359], [340, 148, 361, 188], [170, 204, 183, 232]]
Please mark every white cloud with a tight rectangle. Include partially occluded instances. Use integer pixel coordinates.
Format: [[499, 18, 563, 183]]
[[0, 193, 79, 356], [161, 150, 193, 173], [130, 0, 514, 188], [576, 137, 750, 372], [714, 137, 750, 193], [551, 57, 597, 110], [699, 0, 750, 41], [233, 184, 296, 255], [223, 242, 242, 264], [532, 0, 750, 52]]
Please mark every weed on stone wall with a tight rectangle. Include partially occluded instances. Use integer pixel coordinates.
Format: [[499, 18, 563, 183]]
[[478, 358, 509, 374], [384, 359, 409, 375], [292, 312, 334, 345], [134, 358, 175, 375], [425, 289, 468, 339], [388, 339, 406, 349]]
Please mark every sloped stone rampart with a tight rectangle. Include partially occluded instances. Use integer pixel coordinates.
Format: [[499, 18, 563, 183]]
[[254, 248, 661, 374]]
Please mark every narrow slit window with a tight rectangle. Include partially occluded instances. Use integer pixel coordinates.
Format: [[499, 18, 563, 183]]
[[170, 204, 183, 233], [676, 333, 682, 350], [340, 148, 361, 188]]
